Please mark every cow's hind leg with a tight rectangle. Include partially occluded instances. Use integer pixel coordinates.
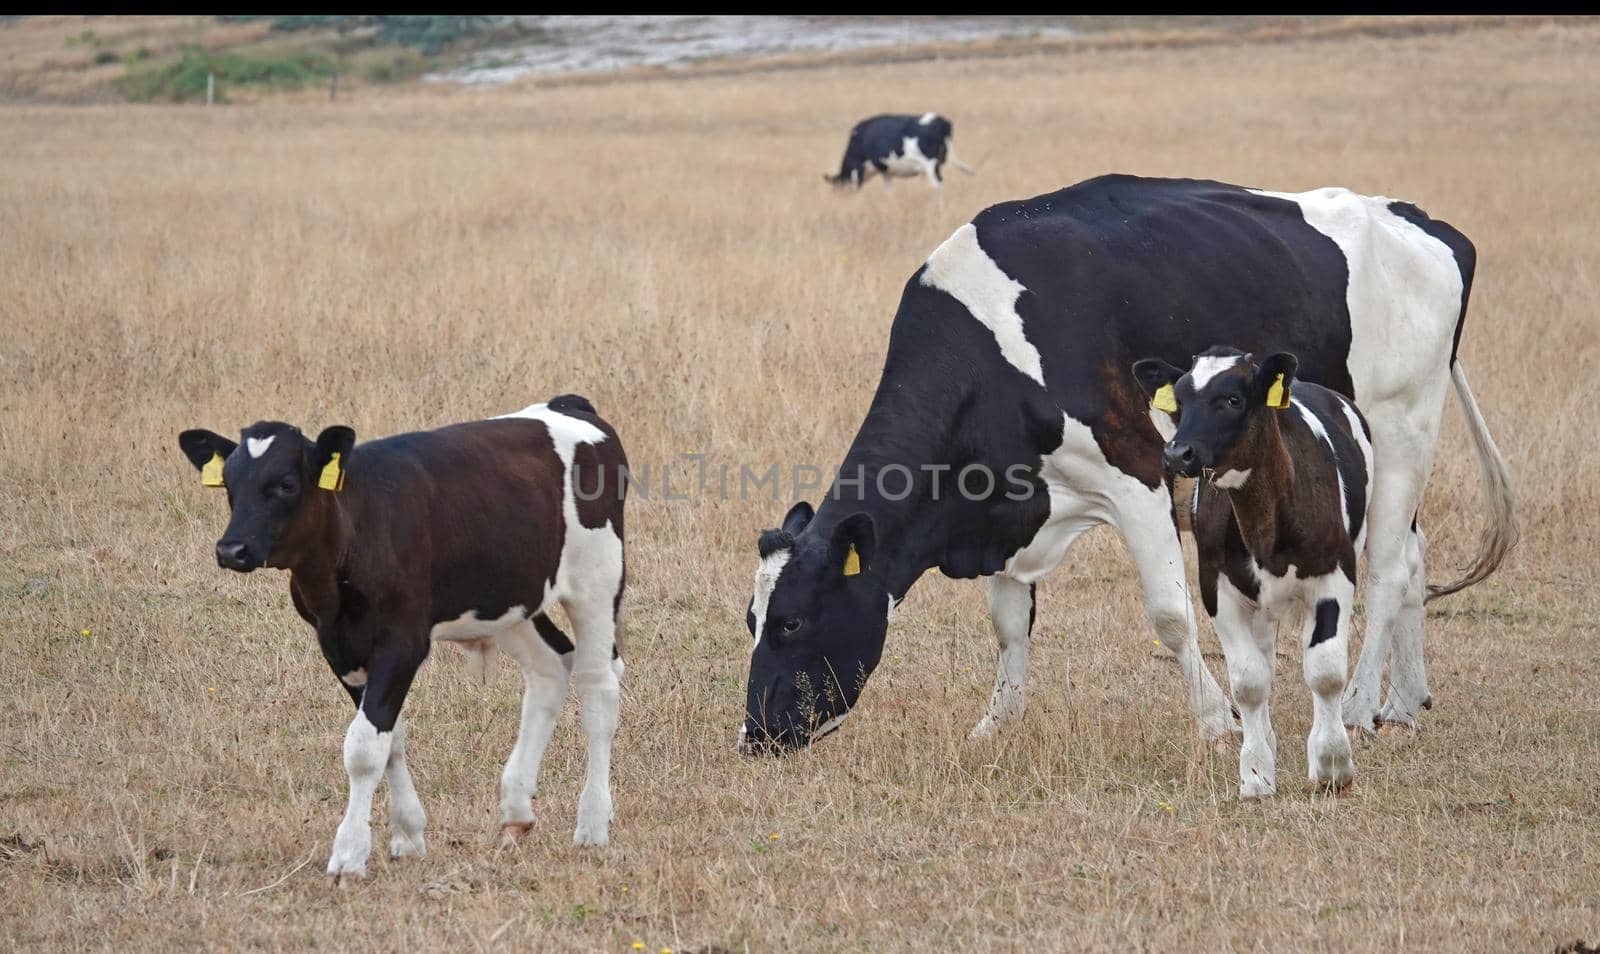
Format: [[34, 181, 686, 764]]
[[1378, 522, 1430, 728], [563, 530, 626, 847], [969, 575, 1037, 740], [495, 613, 573, 846], [1345, 420, 1436, 732]]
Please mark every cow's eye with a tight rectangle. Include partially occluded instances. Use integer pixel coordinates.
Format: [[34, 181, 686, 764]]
[[1226, 394, 1243, 410], [781, 617, 803, 634], [276, 477, 298, 495]]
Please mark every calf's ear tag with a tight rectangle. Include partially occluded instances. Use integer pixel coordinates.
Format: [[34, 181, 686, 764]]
[[318, 451, 346, 492], [200, 453, 225, 488], [1266, 373, 1290, 409], [1151, 384, 1178, 413], [843, 544, 861, 577]]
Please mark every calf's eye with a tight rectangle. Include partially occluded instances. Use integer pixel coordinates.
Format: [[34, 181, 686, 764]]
[[1227, 395, 1243, 409], [782, 617, 803, 634]]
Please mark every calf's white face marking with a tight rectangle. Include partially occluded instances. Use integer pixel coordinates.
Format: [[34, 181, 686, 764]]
[[750, 550, 791, 647], [920, 223, 1045, 387], [341, 667, 368, 687], [1188, 354, 1244, 390], [246, 435, 276, 458], [1213, 467, 1252, 489]]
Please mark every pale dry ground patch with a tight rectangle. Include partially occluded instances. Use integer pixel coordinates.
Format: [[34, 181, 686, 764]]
[[1, 18, 1597, 953]]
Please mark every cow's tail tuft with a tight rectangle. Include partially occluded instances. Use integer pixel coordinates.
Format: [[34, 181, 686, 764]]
[[1425, 361, 1518, 602]]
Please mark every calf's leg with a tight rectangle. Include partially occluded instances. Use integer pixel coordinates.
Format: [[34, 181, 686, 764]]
[[495, 613, 573, 845], [1305, 587, 1356, 791], [1215, 581, 1277, 799], [327, 646, 423, 884]]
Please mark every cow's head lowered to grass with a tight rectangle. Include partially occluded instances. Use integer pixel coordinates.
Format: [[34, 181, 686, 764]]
[[740, 501, 888, 755], [178, 422, 355, 572]]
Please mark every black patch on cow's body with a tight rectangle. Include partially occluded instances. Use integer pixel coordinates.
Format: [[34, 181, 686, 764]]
[[547, 393, 596, 416], [830, 113, 953, 186], [1386, 200, 1477, 366], [1309, 598, 1340, 648]]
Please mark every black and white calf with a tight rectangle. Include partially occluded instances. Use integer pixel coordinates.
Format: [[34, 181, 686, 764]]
[[178, 395, 627, 883], [825, 113, 975, 194], [741, 175, 1515, 757], [1135, 348, 1372, 797]]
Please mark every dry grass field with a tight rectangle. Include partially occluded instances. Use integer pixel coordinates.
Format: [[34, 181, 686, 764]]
[[3, 17, 1598, 952]]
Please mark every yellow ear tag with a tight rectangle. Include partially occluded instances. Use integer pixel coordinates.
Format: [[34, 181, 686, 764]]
[[843, 544, 861, 577], [1151, 384, 1178, 413], [200, 453, 225, 488], [317, 452, 346, 492], [1266, 373, 1290, 409]]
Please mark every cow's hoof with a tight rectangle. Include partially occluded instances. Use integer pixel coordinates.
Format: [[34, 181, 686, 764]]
[[1376, 721, 1418, 739], [497, 821, 533, 849], [326, 869, 364, 888], [390, 833, 426, 859], [573, 821, 609, 848]]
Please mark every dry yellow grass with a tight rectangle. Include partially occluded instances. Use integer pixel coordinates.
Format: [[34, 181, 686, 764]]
[[2, 17, 1598, 952]]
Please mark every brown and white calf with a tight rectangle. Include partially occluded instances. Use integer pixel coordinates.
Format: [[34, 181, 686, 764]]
[[1134, 348, 1372, 798], [178, 394, 627, 882]]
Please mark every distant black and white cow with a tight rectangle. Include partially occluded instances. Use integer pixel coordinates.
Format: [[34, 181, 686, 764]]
[[1134, 347, 1373, 798], [741, 174, 1516, 756], [178, 395, 627, 883], [825, 113, 975, 194]]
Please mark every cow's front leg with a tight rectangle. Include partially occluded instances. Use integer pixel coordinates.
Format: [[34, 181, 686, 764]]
[[969, 575, 1035, 741], [327, 646, 423, 884]]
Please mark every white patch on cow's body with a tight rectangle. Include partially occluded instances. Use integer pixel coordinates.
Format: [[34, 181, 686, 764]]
[[1291, 397, 1351, 539], [245, 435, 275, 458], [1212, 468, 1251, 489], [920, 224, 1045, 387], [749, 550, 791, 647], [883, 136, 928, 176], [983, 412, 1236, 741], [918, 112, 936, 125], [340, 668, 367, 688], [1188, 354, 1244, 390]]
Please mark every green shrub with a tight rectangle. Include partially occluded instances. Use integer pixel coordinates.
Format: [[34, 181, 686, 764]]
[[120, 46, 337, 102]]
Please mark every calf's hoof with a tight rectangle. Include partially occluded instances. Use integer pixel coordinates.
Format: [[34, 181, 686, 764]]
[[497, 821, 533, 848], [325, 869, 365, 888], [573, 820, 609, 847]]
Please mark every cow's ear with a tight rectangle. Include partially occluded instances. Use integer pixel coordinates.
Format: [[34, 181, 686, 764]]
[[829, 512, 876, 578], [1257, 353, 1298, 409], [179, 429, 237, 486], [1132, 358, 1185, 412], [781, 501, 814, 536], [312, 426, 355, 492]]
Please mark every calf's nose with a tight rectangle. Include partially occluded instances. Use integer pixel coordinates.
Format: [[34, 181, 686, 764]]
[[1163, 442, 1200, 477]]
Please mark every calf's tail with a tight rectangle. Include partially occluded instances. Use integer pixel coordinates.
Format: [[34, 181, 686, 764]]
[[1425, 360, 1518, 602]]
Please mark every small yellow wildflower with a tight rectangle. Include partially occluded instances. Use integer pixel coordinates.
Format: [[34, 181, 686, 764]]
[[1158, 800, 1174, 814], [662, 948, 674, 954], [630, 944, 643, 951], [769, 833, 780, 840], [207, 687, 217, 693], [621, 884, 630, 893], [81, 629, 91, 637]]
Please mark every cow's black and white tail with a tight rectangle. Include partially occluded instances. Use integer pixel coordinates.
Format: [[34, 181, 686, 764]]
[[1425, 360, 1518, 602]]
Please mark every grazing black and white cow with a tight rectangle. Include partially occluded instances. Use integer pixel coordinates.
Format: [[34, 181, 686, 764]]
[[1134, 347, 1373, 798], [825, 113, 975, 194], [178, 394, 627, 883], [741, 174, 1516, 755]]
